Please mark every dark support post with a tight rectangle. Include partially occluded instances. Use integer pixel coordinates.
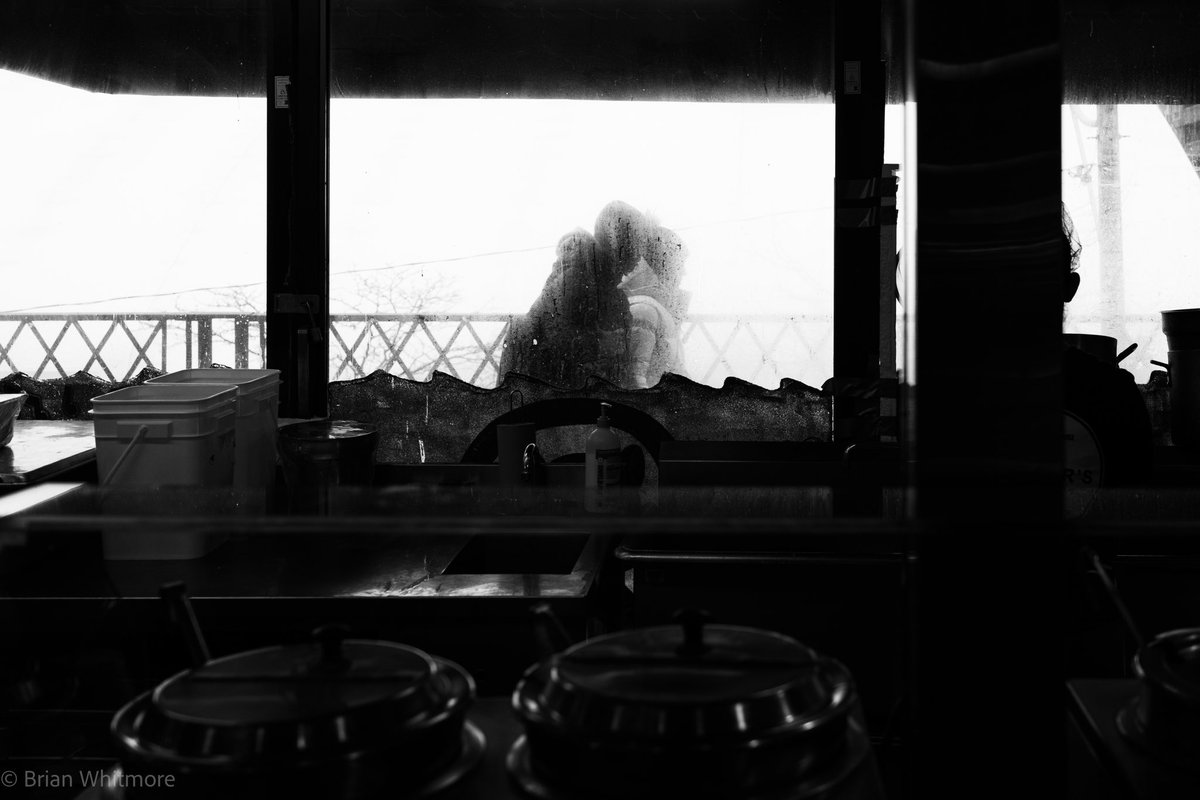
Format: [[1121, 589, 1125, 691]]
[[266, 0, 329, 418], [908, 0, 1064, 794], [833, 0, 885, 518], [833, 0, 885, 439]]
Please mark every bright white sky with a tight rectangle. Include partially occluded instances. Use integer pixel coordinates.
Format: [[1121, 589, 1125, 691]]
[[4, 66, 1200, 382], [1061, 104, 1200, 380], [0, 68, 905, 319]]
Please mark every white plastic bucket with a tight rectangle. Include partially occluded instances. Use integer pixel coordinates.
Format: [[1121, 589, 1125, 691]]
[[148, 369, 281, 489], [92, 383, 237, 560]]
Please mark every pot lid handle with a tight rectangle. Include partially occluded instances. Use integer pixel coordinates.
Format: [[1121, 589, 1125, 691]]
[[313, 624, 351, 672], [674, 608, 713, 658], [1083, 547, 1146, 651], [159, 582, 210, 668]]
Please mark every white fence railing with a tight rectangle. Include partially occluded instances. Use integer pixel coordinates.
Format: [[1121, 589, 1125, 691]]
[[0, 312, 1163, 388], [0, 313, 834, 389]]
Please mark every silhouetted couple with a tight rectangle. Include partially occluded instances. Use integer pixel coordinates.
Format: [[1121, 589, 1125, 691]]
[[501, 201, 690, 390]]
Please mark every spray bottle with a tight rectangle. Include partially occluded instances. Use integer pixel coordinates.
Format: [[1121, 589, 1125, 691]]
[[584, 402, 621, 513]]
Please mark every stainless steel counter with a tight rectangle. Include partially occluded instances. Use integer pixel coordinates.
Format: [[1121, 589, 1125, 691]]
[[0, 420, 95, 485]]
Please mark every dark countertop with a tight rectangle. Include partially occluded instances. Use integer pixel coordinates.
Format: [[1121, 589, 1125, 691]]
[[0, 483, 630, 601], [0, 522, 604, 602]]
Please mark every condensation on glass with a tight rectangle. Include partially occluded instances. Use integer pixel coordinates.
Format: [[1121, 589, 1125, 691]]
[[328, 1, 848, 393]]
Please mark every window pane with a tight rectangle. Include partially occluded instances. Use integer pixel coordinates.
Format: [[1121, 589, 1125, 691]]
[[0, 69, 265, 382], [1062, 104, 1200, 383], [0, 0, 265, 387], [329, 1, 844, 393], [330, 98, 841, 390]]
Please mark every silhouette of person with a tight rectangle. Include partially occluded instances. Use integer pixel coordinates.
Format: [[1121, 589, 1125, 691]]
[[619, 224, 691, 388], [501, 201, 692, 390], [499, 223, 631, 388]]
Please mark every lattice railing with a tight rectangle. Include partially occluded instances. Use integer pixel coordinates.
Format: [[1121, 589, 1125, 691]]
[[328, 313, 836, 388], [0, 314, 266, 383], [0, 312, 835, 388], [328, 314, 515, 385], [0, 312, 1169, 389]]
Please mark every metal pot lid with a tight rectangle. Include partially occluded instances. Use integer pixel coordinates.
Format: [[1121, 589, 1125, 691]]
[[1136, 627, 1200, 706], [514, 611, 856, 743], [278, 420, 378, 458], [113, 626, 474, 765], [280, 420, 378, 442]]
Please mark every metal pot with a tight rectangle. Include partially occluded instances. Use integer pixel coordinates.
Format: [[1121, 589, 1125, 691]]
[[1064, 333, 1118, 363], [278, 419, 378, 513], [1161, 309, 1200, 447], [110, 625, 484, 799], [507, 610, 882, 800], [1117, 627, 1200, 772], [1086, 548, 1200, 771]]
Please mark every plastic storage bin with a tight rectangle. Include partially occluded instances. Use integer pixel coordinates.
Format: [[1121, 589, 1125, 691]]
[[148, 369, 281, 489], [91, 383, 238, 560]]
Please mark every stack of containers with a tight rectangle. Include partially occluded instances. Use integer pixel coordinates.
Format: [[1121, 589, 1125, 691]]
[[92, 383, 239, 488], [91, 368, 281, 560], [91, 382, 240, 560], [147, 368, 281, 490]]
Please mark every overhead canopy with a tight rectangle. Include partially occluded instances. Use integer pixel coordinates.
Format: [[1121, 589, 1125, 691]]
[[0, 0, 266, 96], [0, 0, 836, 101], [4, 0, 1200, 101], [1062, 0, 1200, 103]]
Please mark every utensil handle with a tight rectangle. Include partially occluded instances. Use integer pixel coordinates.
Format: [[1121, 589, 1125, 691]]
[[101, 424, 149, 485], [159, 581, 211, 667], [530, 603, 573, 658], [1082, 547, 1146, 651]]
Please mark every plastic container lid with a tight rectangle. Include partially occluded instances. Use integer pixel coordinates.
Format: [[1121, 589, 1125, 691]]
[[149, 368, 280, 392], [91, 383, 237, 412]]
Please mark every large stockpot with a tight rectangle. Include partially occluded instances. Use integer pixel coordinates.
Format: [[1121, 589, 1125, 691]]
[[1117, 627, 1200, 772], [508, 611, 883, 800], [1161, 309, 1200, 447], [277, 419, 378, 513], [109, 625, 484, 799], [1086, 548, 1200, 771], [1063, 333, 1118, 363]]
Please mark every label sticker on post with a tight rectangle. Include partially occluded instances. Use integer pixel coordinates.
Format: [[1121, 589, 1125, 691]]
[[844, 61, 862, 95], [274, 76, 291, 109]]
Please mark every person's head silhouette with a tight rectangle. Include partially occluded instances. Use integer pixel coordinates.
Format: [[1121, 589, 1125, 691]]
[[1063, 204, 1082, 304], [594, 200, 648, 278]]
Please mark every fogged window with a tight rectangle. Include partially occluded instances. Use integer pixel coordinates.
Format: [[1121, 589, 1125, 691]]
[[330, 99, 846, 390], [328, 0, 841, 391], [1062, 104, 1200, 382], [0, 70, 265, 381]]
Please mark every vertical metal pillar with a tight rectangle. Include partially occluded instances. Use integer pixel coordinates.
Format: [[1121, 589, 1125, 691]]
[[833, 0, 886, 445], [266, 0, 329, 418]]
